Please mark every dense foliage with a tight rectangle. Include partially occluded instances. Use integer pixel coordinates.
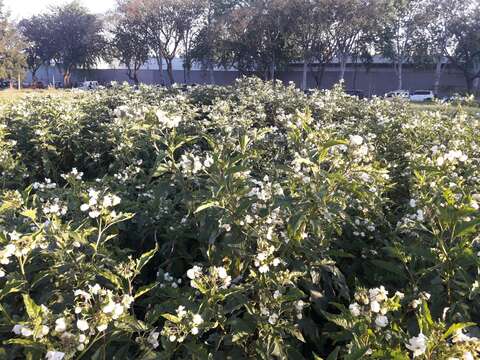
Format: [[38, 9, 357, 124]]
[[1, 79, 480, 359]]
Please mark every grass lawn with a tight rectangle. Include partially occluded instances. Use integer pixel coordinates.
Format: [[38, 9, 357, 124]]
[[0, 88, 64, 104], [408, 101, 480, 117]]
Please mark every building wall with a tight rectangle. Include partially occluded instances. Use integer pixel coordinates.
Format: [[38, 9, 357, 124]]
[[280, 65, 469, 96], [27, 64, 471, 96]]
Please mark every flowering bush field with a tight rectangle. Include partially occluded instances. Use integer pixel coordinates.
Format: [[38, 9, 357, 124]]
[[1, 79, 480, 359]]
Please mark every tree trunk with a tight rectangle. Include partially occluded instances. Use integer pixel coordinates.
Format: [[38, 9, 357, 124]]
[[466, 76, 473, 94], [31, 68, 38, 83], [270, 62, 275, 82], [353, 62, 358, 90], [63, 69, 71, 88], [133, 71, 139, 85], [166, 60, 174, 86], [301, 56, 308, 90], [397, 61, 403, 90], [311, 64, 325, 88], [208, 62, 214, 85], [433, 59, 443, 95], [339, 54, 347, 81], [473, 77, 480, 94], [155, 56, 164, 86]]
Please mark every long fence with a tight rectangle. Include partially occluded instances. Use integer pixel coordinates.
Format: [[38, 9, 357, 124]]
[[26, 64, 473, 96]]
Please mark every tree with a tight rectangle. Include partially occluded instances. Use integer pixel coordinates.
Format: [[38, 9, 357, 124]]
[[178, 0, 205, 84], [290, 0, 337, 89], [219, 0, 295, 80], [44, 2, 105, 87], [0, 1, 26, 84], [110, 16, 149, 84], [191, 0, 239, 84], [18, 16, 53, 82], [377, 0, 423, 90], [326, 0, 378, 81], [443, 1, 480, 94], [412, 0, 464, 95], [134, 0, 186, 85]]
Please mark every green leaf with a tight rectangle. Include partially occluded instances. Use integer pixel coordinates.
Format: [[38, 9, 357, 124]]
[[97, 270, 124, 289], [326, 347, 340, 360], [443, 322, 476, 339], [161, 314, 182, 323], [453, 218, 480, 239], [344, 347, 369, 360], [134, 282, 159, 299], [22, 294, 41, 319], [194, 201, 220, 214], [288, 327, 306, 343], [3, 338, 44, 350], [20, 208, 37, 221], [0, 279, 25, 300], [136, 244, 159, 273]]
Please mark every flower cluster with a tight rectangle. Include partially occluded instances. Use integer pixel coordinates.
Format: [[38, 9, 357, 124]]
[[186, 265, 232, 289], [80, 189, 121, 219]]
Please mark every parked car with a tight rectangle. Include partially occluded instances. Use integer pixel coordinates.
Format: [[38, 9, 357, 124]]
[[384, 90, 410, 99], [410, 90, 434, 102], [79, 81, 99, 90]]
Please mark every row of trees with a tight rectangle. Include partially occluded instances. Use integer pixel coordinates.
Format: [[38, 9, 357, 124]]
[[10, 0, 480, 92]]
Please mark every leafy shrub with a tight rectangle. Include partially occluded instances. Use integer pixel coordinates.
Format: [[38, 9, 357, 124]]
[[0, 79, 479, 359]]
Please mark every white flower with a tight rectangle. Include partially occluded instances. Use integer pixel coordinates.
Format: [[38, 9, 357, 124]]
[[45, 351, 65, 360], [41, 325, 50, 336], [112, 303, 124, 319], [76, 319, 89, 332], [21, 327, 33, 337], [191, 327, 199, 335], [55, 318, 67, 333], [349, 135, 363, 146], [258, 264, 270, 273], [102, 302, 115, 314], [169, 335, 177, 342], [97, 323, 108, 332], [216, 266, 228, 279], [0, 268, 5, 278], [272, 258, 281, 267], [268, 313, 279, 325], [192, 314, 204, 325], [463, 352, 474, 360], [186, 265, 202, 280], [111, 195, 121, 206], [349, 302, 361, 317], [9, 231, 21, 241], [406, 333, 427, 357], [176, 305, 187, 317], [409, 199, 416, 208], [203, 154, 214, 168], [91, 283, 101, 295], [256, 253, 267, 261], [375, 315, 388, 328], [12, 324, 23, 335], [147, 331, 160, 348], [89, 210, 100, 219], [78, 334, 87, 343], [370, 300, 380, 313]]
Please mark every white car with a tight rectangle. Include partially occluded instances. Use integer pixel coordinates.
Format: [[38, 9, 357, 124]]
[[79, 81, 99, 90], [384, 90, 410, 99], [410, 90, 434, 102]]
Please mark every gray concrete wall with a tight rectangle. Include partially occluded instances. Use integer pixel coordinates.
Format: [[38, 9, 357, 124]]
[[279, 65, 469, 96], [27, 64, 472, 96]]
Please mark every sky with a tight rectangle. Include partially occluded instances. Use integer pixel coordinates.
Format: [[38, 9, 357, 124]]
[[4, 0, 117, 19]]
